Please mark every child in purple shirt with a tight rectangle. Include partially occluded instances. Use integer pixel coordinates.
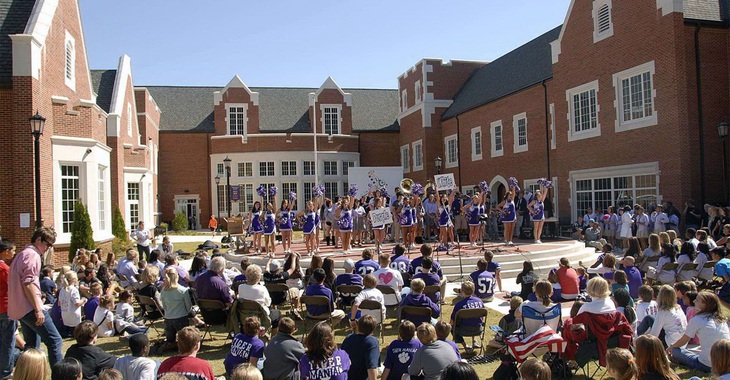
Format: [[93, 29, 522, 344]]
[[400, 279, 440, 326], [382, 320, 422, 380], [450, 282, 486, 351], [408, 245, 443, 277], [389, 244, 411, 275], [354, 249, 379, 276], [412, 258, 441, 303], [224, 316, 265, 376]]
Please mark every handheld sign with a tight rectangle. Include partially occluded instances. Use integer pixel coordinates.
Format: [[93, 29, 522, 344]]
[[369, 207, 393, 227], [434, 173, 456, 191]]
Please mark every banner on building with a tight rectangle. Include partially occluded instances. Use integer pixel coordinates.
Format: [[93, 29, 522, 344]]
[[434, 173, 456, 190], [347, 167, 403, 198], [230, 185, 241, 202]]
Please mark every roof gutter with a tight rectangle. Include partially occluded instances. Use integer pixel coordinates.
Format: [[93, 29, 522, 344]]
[[694, 22, 706, 206], [456, 115, 463, 190]]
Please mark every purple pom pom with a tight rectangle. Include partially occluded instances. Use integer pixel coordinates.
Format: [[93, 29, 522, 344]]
[[478, 181, 489, 193], [289, 192, 297, 202], [269, 185, 278, 197], [348, 184, 358, 197], [411, 183, 424, 196], [508, 177, 521, 192], [312, 184, 325, 197], [256, 184, 267, 197]]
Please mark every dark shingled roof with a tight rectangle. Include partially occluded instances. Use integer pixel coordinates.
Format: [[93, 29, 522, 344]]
[[442, 25, 562, 120], [142, 85, 399, 133], [684, 0, 728, 22], [90, 69, 116, 113], [0, 0, 34, 86]]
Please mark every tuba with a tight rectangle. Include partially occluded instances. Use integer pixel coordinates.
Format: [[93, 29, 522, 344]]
[[424, 180, 436, 194], [399, 178, 414, 194]]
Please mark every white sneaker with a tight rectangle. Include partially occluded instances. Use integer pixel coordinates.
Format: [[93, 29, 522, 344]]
[[536, 240, 542, 244], [507, 241, 514, 246]]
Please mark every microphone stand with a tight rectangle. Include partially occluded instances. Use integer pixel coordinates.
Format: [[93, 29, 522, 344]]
[[450, 230, 469, 282]]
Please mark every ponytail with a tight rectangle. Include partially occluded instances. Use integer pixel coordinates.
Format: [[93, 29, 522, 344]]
[[624, 305, 636, 325], [541, 293, 551, 307]]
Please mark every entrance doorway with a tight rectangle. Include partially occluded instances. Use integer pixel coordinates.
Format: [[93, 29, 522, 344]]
[[175, 196, 199, 230]]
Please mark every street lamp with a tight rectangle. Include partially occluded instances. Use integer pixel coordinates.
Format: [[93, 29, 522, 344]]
[[29, 111, 46, 228], [214, 175, 221, 222], [434, 156, 442, 175], [223, 156, 232, 218], [719, 121, 729, 203]]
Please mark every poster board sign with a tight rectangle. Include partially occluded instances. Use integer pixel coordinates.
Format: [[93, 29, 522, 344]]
[[434, 173, 456, 190], [369, 207, 393, 226], [347, 167, 403, 198]]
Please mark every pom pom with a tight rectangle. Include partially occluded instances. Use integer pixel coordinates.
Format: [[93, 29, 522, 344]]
[[348, 183, 358, 197], [542, 180, 553, 189], [289, 192, 297, 202], [411, 183, 424, 196], [479, 180, 489, 194], [508, 177, 521, 192], [256, 184, 267, 198], [379, 186, 390, 199], [268, 185, 278, 197], [312, 184, 325, 197]]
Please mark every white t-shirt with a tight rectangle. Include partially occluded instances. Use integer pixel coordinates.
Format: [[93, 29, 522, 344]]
[[354, 287, 386, 322], [650, 306, 687, 347], [238, 284, 271, 314], [578, 297, 616, 315], [113, 355, 158, 380], [635, 300, 658, 325], [94, 306, 115, 337], [683, 313, 730, 367], [115, 302, 135, 332], [372, 267, 403, 305], [59, 286, 82, 327]]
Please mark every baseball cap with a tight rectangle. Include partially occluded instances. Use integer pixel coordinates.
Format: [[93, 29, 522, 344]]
[[269, 259, 282, 272], [343, 259, 355, 270]]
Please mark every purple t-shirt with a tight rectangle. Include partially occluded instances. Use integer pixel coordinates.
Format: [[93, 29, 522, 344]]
[[383, 339, 422, 380], [469, 270, 495, 299], [441, 339, 462, 359], [625, 266, 643, 299], [305, 284, 335, 316], [224, 333, 265, 375], [389, 255, 410, 274], [335, 273, 363, 287], [408, 257, 443, 277], [84, 297, 99, 321], [299, 349, 351, 380], [400, 293, 440, 326], [451, 296, 485, 327], [412, 272, 441, 303], [354, 259, 379, 276]]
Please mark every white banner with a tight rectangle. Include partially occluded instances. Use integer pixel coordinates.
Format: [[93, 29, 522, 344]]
[[369, 207, 393, 226], [434, 173, 456, 190], [347, 167, 404, 198]]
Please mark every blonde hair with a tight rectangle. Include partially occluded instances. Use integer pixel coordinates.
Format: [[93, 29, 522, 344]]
[[461, 281, 475, 296], [410, 278, 425, 294], [658, 232, 670, 246], [62, 271, 78, 289], [649, 234, 660, 251], [586, 277, 611, 299], [711, 339, 730, 377], [13, 349, 51, 380], [519, 357, 551, 380], [142, 265, 160, 285], [534, 279, 554, 306], [416, 323, 437, 345], [163, 268, 179, 290], [56, 265, 72, 288], [656, 285, 678, 311], [246, 264, 262, 285], [229, 364, 263, 380]]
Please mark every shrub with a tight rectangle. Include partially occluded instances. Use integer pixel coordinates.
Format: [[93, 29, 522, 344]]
[[112, 205, 127, 241], [112, 237, 134, 258], [171, 212, 189, 232], [69, 200, 95, 261]]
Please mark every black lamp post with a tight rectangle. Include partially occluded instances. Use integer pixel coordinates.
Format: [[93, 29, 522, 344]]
[[434, 156, 442, 175], [214, 175, 221, 222], [719, 121, 729, 204], [29, 112, 45, 228], [223, 156, 232, 218]]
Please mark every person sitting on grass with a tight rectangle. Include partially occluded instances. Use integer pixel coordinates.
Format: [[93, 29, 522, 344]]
[[224, 316, 265, 377], [157, 327, 214, 380], [113, 333, 158, 380], [64, 320, 117, 380], [435, 321, 462, 359], [489, 296, 523, 348], [229, 364, 263, 380], [341, 315, 380, 380], [517, 357, 551, 380], [399, 278, 440, 326], [84, 282, 103, 321], [381, 321, 421, 380], [115, 290, 147, 336], [449, 281, 485, 353]]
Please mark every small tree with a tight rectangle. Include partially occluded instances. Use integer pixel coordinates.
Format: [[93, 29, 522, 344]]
[[69, 200, 95, 261], [112, 205, 127, 241], [171, 212, 189, 232]]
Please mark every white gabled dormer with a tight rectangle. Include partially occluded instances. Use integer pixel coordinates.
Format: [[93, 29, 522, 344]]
[[214, 75, 258, 139], [313, 77, 351, 135], [107, 55, 140, 141]]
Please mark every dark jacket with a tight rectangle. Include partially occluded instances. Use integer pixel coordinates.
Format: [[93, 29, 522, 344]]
[[65, 344, 117, 380]]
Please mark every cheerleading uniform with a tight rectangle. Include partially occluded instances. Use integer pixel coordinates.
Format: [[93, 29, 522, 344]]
[[531, 201, 545, 222], [339, 208, 353, 232], [263, 211, 276, 235], [400, 205, 413, 227], [278, 210, 294, 231], [438, 204, 452, 228], [502, 200, 516, 223], [411, 206, 418, 226], [250, 211, 263, 233], [303, 211, 317, 235], [468, 205, 484, 226]]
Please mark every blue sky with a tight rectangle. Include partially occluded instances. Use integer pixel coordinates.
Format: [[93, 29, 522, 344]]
[[79, 1, 571, 89]]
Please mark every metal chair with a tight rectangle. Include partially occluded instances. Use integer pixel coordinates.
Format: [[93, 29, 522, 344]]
[[234, 299, 272, 339], [135, 294, 164, 336], [335, 284, 363, 312], [676, 263, 698, 282], [376, 285, 400, 310], [265, 283, 293, 309], [423, 285, 442, 307], [358, 299, 385, 342], [657, 262, 679, 285], [637, 255, 659, 272], [397, 305, 433, 326], [454, 308, 489, 356], [196, 299, 231, 344], [300, 295, 333, 339]]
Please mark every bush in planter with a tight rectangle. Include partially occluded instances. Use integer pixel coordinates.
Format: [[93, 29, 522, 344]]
[[69, 200, 95, 261], [171, 212, 188, 232], [112, 205, 127, 241]]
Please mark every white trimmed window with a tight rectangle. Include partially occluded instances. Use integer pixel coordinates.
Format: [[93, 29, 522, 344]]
[[567, 80, 601, 141], [513, 113, 528, 153], [217, 163, 224, 176], [259, 162, 275, 177], [236, 184, 254, 214], [593, 0, 613, 43], [613, 61, 658, 131], [217, 185, 228, 215], [281, 161, 297, 176], [61, 165, 80, 233], [401, 145, 410, 172], [303, 182, 315, 202], [414, 81, 422, 103], [321, 105, 340, 135], [471, 127, 482, 161], [550, 103, 557, 150], [127, 182, 140, 231], [401, 90, 408, 111], [237, 162, 253, 177], [324, 182, 338, 200], [343, 161, 355, 176], [303, 161, 315, 176], [324, 161, 338, 176], [281, 183, 298, 209], [444, 134, 458, 168], [227, 104, 247, 136], [127, 103, 133, 136], [64, 32, 75, 90], [98, 166, 106, 231], [412, 140, 423, 171], [490, 121, 503, 157]]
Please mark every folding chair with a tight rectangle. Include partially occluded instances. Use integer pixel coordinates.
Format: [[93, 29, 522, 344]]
[[657, 262, 679, 285], [376, 285, 400, 311], [135, 294, 164, 336], [454, 308, 489, 356], [235, 299, 272, 340], [300, 295, 333, 339], [232, 280, 246, 296], [697, 261, 717, 285], [196, 299, 231, 344], [676, 263, 697, 282], [423, 285, 442, 307], [637, 255, 659, 272], [397, 305, 433, 327], [358, 299, 385, 342], [504, 304, 566, 372], [265, 283, 293, 309], [335, 284, 363, 313], [115, 271, 137, 291]]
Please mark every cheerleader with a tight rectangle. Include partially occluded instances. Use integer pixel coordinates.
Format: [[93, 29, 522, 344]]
[[298, 198, 322, 256], [371, 197, 387, 253], [400, 196, 415, 249], [263, 201, 277, 257], [352, 198, 366, 247], [528, 190, 545, 244], [324, 198, 338, 247], [278, 199, 295, 253], [335, 196, 353, 253], [463, 192, 486, 247], [438, 191, 456, 250], [248, 201, 264, 254], [498, 191, 517, 246], [413, 195, 425, 246]]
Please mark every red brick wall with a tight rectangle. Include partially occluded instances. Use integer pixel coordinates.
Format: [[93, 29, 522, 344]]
[[209, 134, 359, 154], [312, 89, 353, 135], [428, 60, 483, 101], [214, 87, 260, 135], [358, 132, 401, 167]]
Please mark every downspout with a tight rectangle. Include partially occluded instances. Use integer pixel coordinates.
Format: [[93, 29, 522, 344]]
[[695, 23, 706, 206], [456, 115, 463, 190], [542, 80, 551, 179]]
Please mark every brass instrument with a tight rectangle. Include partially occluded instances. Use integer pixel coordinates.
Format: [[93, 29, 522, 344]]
[[424, 180, 436, 194], [399, 178, 414, 194]]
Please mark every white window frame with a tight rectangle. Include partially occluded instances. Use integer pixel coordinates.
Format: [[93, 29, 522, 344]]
[[281, 161, 297, 176], [127, 182, 140, 231], [64, 31, 75, 90], [60, 164, 80, 234], [513, 113, 528, 153], [98, 166, 106, 231], [324, 161, 338, 176], [236, 183, 254, 214], [613, 61, 658, 132], [414, 80, 422, 103], [303, 161, 315, 176], [226, 103, 248, 137], [259, 162, 275, 177], [401, 145, 410, 173], [127, 102, 133, 136], [217, 163, 225, 176], [320, 104, 341, 135], [550, 103, 557, 150], [593, 0, 614, 43], [401, 90, 408, 111], [444, 134, 458, 168], [471, 127, 482, 161], [343, 161, 355, 176], [237, 162, 253, 177], [412, 140, 423, 171], [566, 80, 601, 141], [490, 121, 503, 157]]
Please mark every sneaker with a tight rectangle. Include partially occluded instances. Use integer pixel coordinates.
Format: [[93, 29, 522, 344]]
[[535, 240, 542, 244], [507, 241, 514, 246]]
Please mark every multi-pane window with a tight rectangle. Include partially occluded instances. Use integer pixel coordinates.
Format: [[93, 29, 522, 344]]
[[127, 182, 139, 231], [281, 161, 297, 176], [228, 105, 246, 136], [491, 121, 503, 157], [237, 162, 252, 177], [415, 81, 422, 103], [471, 128, 482, 161], [217, 163, 224, 176], [324, 161, 338, 176], [217, 185, 228, 215], [401, 145, 410, 172], [513, 114, 528, 153], [572, 89, 597, 133], [61, 165, 80, 233], [282, 183, 298, 209], [325, 182, 338, 200], [413, 142, 423, 170], [574, 174, 657, 220], [343, 161, 355, 176], [445, 136, 458, 166], [98, 166, 106, 230], [323, 107, 339, 135], [237, 184, 254, 214], [621, 72, 653, 122], [303, 161, 315, 176], [259, 162, 275, 177], [304, 182, 314, 203]]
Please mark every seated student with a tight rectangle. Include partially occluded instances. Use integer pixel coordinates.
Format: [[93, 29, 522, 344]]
[[334, 259, 363, 308], [619, 256, 643, 299], [382, 321, 422, 380], [52, 357, 83, 380], [606, 348, 639, 380], [635, 285, 658, 329], [13, 349, 51, 380], [518, 357, 552, 380], [412, 258, 441, 303], [240, 264, 283, 329], [611, 270, 634, 307], [93, 295, 116, 338], [584, 219, 607, 251], [263, 254, 302, 320], [710, 339, 730, 380], [399, 278, 440, 326], [712, 247, 730, 304], [575, 266, 588, 293], [513, 261, 539, 300], [466, 259, 495, 302], [435, 321, 462, 359], [65, 321, 117, 380], [79, 267, 102, 298], [341, 315, 380, 380], [232, 258, 250, 283], [262, 317, 305, 380], [224, 317, 265, 377], [587, 253, 616, 281], [515, 280, 558, 328], [304, 268, 346, 326], [389, 244, 410, 277], [613, 288, 637, 328], [349, 274, 385, 327], [674, 281, 696, 314], [449, 281, 485, 352], [84, 282, 103, 321], [638, 285, 687, 348], [634, 335, 681, 380], [483, 250, 503, 293], [40, 266, 58, 305], [157, 327, 214, 380], [113, 333, 158, 380], [373, 253, 404, 305], [489, 296, 523, 348], [555, 257, 580, 301], [408, 324, 459, 380], [354, 249, 379, 276], [115, 291, 146, 336], [409, 244, 444, 278]]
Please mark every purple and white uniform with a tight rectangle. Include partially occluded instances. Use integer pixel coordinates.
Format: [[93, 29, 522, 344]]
[[531, 201, 544, 222], [263, 211, 276, 235], [400, 205, 413, 227], [438, 204, 452, 227], [250, 211, 263, 233], [338, 208, 353, 232], [469, 270, 495, 300], [389, 254, 410, 275], [278, 210, 294, 231], [468, 205, 484, 226], [303, 211, 317, 235], [502, 200, 516, 223]]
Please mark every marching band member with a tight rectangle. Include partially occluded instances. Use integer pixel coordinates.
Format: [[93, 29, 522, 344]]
[[400, 196, 415, 249]]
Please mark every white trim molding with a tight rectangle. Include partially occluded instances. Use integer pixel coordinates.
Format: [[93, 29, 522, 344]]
[[412, 139, 424, 172], [214, 75, 259, 106], [550, 103, 557, 150], [566, 80, 601, 142], [64, 31, 76, 91], [400, 144, 410, 173], [226, 103, 249, 139], [490, 120, 504, 158], [319, 104, 342, 135], [612, 61, 658, 132], [656, 0, 684, 16], [513, 112, 528, 154], [593, 0, 614, 43], [470, 126, 483, 161], [444, 134, 458, 168]]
